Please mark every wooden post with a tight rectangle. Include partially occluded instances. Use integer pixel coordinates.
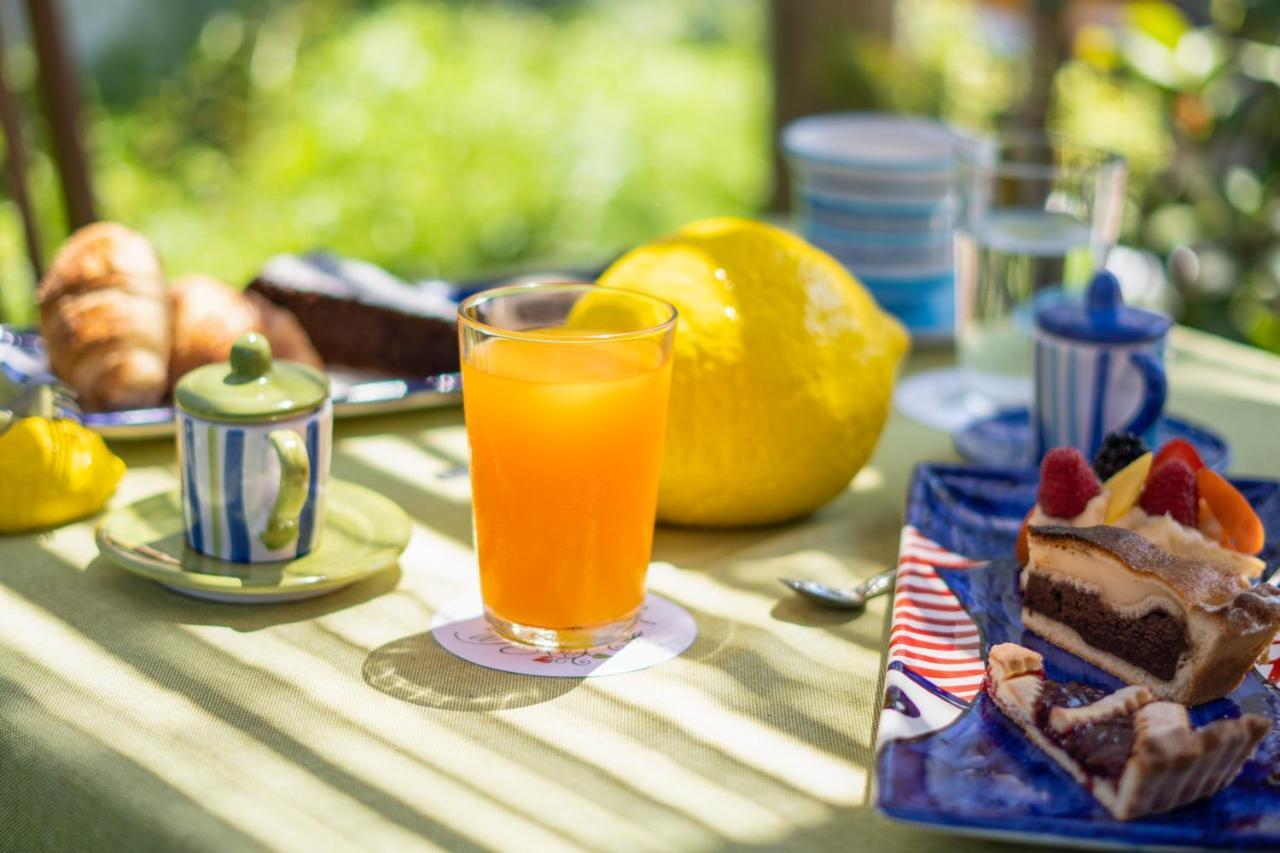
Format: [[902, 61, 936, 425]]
[[0, 5, 44, 290], [770, 0, 894, 211], [26, 0, 95, 230], [1010, 0, 1067, 132]]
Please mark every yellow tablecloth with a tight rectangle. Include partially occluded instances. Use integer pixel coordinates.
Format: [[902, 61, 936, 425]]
[[3, 327, 1278, 852]]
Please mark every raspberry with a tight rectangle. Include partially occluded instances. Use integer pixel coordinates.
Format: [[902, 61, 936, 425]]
[[1038, 448, 1102, 519], [1092, 432, 1148, 481], [1140, 459, 1199, 527]]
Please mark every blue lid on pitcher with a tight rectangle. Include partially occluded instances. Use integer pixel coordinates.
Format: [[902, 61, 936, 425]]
[[1035, 271, 1171, 344]]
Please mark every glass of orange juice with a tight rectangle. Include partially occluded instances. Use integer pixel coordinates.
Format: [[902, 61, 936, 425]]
[[458, 283, 677, 650]]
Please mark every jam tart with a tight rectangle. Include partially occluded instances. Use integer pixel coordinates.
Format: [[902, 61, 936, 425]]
[[985, 643, 1270, 820]]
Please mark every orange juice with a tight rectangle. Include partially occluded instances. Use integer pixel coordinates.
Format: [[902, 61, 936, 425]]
[[462, 330, 673, 637]]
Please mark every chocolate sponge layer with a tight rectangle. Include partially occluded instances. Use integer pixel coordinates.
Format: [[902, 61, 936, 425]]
[[1023, 572, 1188, 682]]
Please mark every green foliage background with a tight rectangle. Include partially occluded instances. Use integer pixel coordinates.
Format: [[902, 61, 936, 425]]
[[0, 0, 767, 323], [2, 0, 1277, 355], [832, 0, 1280, 351]]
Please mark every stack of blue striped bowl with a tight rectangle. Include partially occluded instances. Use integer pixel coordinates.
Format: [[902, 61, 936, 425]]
[[783, 113, 967, 342]]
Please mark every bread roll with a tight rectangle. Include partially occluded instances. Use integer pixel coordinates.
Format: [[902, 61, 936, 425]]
[[169, 274, 322, 387], [37, 222, 170, 411]]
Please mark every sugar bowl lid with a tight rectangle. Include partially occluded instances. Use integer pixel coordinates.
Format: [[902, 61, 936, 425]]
[[175, 333, 329, 421], [1035, 272, 1171, 344]]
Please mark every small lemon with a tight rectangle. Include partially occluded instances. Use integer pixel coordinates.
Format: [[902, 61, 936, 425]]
[[0, 417, 126, 532], [598, 217, 908, 527]]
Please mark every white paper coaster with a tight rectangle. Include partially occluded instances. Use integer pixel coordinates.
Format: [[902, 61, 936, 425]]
[[431, 593, 696, 677]]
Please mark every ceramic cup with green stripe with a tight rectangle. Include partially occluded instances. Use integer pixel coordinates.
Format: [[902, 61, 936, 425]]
[[174, 333, 333, 563]]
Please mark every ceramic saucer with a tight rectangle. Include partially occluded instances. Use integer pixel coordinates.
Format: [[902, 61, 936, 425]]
[[952, 407, 1230, 470], [96, 479, 410, 603]]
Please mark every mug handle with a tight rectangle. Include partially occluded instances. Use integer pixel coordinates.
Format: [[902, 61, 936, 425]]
[[261, 429, 311, 550], [1123, 351, 1166, 440]]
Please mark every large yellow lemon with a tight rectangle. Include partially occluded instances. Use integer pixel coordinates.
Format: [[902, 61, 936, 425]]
[[597, 217, 908, 527]]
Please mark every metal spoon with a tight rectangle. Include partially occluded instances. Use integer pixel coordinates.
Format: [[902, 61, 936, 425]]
[[779, 568, 896, 610]]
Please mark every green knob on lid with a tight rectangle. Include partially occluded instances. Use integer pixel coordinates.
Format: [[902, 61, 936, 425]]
[[229, 333, 273, 382], [175, 331, 329, 423]]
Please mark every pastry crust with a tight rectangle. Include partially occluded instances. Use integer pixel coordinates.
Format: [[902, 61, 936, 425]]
[[1048, 685, 1153, 735], [985, 643, 1269, 820], [1030, 525, 1252, 608], [988, 642, 1043, 683]]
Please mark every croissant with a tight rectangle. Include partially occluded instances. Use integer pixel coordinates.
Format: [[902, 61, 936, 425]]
[[37, 222, 170, 411], [168, 274, 322, 387]]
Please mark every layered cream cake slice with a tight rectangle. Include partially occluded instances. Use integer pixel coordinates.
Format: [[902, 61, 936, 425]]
[[985, 643, 1270, 820], [1022, 525, 1280, 705], [1023, 443, 1265, 579]]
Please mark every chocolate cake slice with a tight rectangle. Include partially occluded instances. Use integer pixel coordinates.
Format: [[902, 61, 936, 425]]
[[985, 643, 1269, 820], [248, 253, 459, 376], [1023, 525, 1280, 705]]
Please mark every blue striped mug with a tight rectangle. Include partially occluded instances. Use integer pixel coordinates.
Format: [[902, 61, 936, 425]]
[[174, 334, 332, 563], [1031, 272, 1171, 464]]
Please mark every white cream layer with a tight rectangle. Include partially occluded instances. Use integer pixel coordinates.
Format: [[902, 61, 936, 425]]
[[1028, 493, 1108, 529], [1026, 537, 1182, 611], [1028, 493, 1263, 578]]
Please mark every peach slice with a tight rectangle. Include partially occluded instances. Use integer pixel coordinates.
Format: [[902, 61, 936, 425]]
[[1198, 498, 1225, 544], [1103, 452, 1153, 523], [1196, 468, 1265, 555], [1016, 507, 1033, 565]]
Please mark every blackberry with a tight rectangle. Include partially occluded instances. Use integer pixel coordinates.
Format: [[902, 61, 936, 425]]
[[1092, 432, 1148, 481]]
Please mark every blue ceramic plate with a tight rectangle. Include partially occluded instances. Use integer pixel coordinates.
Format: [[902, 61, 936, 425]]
[[0, 267, 604, 441], [0, 325, 461, 441], [876, 463, 1280, 849], [952, 407, 1230, 471]]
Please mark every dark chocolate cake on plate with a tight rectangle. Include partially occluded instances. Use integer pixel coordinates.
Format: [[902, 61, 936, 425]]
[[248, 253, 459, 376]]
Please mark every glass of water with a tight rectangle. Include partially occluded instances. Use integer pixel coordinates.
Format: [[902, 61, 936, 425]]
[[954, 134, 1127, 415]]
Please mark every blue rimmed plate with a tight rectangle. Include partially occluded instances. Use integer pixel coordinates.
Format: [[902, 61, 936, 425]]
[[876, 463, 1280, 850], [0, 269, 612, 441], [0, 325, 461, 440]]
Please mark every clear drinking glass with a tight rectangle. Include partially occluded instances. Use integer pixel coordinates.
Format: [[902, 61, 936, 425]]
[[458, 283, 677, 650], [954, 134, 1127, 414]]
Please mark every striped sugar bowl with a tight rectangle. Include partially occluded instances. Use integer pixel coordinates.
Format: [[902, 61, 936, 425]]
[[174, 333, 333, 563], [1030, 272, 1171, 464], [178, 404, 332, 562]]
